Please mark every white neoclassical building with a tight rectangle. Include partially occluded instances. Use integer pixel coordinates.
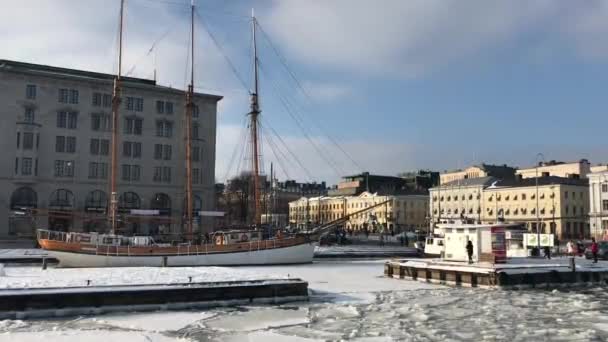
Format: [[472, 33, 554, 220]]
[[589, 171, 608, 239]]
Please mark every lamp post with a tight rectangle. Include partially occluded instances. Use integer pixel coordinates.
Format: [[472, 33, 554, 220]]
[[535, 153, 545, 251]]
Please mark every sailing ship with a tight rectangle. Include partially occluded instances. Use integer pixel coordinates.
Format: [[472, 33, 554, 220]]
[[37, 1, 315, 267]]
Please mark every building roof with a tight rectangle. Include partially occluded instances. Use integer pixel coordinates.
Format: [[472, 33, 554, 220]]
[[438, 176, 498, 188], [490, 176, 588, 189], [0, 59, 223, 101]]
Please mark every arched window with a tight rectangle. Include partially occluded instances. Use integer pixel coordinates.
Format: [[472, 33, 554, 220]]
[[151, 193, 171, 215], [85, 190, 107, 210], [10, 187, 37, 210], [119, 192, 141, 210], [49, 189, 74, 208]]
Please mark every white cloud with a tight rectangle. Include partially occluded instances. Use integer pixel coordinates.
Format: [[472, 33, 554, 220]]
[[264, 0, 608, 78], [302, 81, 352, 102]]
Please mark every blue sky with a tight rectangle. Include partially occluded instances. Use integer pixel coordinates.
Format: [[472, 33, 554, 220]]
[[2, 0, 608, 185]]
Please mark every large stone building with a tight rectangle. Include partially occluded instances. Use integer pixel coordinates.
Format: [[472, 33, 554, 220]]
[[430, 176, 589, 239], [1, 60, 221, 238], [483, 177, 589, 239], [589, 170, 608, 238], [289, 191, 429, 232], [439, 164, 515, 185], [328, 171, 434, 197], [516, 159, 591, 179], [429, 177, 496, 223]]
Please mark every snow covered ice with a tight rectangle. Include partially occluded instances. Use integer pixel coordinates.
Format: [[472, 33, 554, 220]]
[[3, 260, 608, 341]]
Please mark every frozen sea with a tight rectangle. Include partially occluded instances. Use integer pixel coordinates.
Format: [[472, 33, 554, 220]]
[[2, 259, 608, 341]]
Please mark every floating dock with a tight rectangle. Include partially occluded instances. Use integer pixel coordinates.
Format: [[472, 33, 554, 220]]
[[385, 258, 608, 288], [0, 278, 308, 319]]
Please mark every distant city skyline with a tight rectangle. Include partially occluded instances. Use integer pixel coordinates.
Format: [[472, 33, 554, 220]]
[[2, 0, 607, 184]]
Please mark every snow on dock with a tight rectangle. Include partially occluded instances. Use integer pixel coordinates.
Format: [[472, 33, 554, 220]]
[[0, 266, 308, 319]]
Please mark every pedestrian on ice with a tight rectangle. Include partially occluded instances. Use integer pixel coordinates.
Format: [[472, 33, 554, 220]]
[[567, 240, 576, 257], [466, 240, 474, 264], [591, 238, 599, 264]]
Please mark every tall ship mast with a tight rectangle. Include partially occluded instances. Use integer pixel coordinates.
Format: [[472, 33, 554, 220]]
[[108, 0, 125, 235], [249, 10, 262, 227], [36, 6, 318, 267], [184, 0, 195, 239]]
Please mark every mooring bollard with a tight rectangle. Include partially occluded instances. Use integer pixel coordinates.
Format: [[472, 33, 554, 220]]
[[41, 258, 47, 270], [87, 279, 91, 286], [188, 276, 193, 283], [162, 256, 168, 267], [569, 257, 576, 272]]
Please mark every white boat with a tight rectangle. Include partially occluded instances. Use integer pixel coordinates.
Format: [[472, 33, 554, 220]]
[[38, 229, 315, 267]]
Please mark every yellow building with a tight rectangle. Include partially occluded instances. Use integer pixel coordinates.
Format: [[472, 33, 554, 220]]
[[288, 192, 428, 232], [483, 177, 589, 239], [429, 177, 494, 223], [440, 164, 515, 185], [516, 159, 591, 179]]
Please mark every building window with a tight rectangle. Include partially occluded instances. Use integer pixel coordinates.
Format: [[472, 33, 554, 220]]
[[24, 108, 35, 123], [156, 120, 173, 137], [163, 145, 171, 160], [193, 104, 199, 118], [154, 144, 162, 160], [192, 146, 200, 162], [92, 93, 102, 106], [69, 89, 79, 104], [156, 100, 164, 114], [166, 102, 174, 114], [16, 132, 20, 148], [153, 166, 171, 183], [58, 89, 69, 103], [88, 162, 108, 179], [26, 85, 36, 100], [103, 94, 112, 107], [193, 168, 200, 184], [603, 200, 608, 211], [91, 113, 111, 131], [54, 160, 74, 178], [21, 158, 32, 175], [66, 136, 76, 153], [121, 164, 141, 181], [123, 141, 142, 158], [23, 132, 34, 150], [90, 139, 100, 155], [68, 112, 78, 129], [124, 117, 143, 135], [57, 111, 67, 128], [35, 158, 38, 176], [192, 122, 199, 140], [602, 184, 608, 193], [126, 97, 144, 111], [55, 136, 65, 152], [14, 158, 18, 174]]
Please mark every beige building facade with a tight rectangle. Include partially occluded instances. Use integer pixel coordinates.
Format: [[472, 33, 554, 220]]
[[430, 176, 589, 239], [289, 192, 429, 232], [440, 164, 515, 185], [589, 171, 608, 238], [516, 160, 591, 179]]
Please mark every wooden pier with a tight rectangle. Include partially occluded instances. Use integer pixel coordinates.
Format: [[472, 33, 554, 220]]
[[385, 259, 608, 288], [0, 278, 308, 319]]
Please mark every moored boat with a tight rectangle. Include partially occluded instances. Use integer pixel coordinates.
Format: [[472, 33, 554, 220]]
[[37, 229, 314, 267]]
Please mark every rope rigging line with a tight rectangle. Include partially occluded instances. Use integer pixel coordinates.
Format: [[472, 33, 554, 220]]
[[195, 9, 250, 92], [124, 25, 175, 77], [258, 61, 344, 178], [255, 20, 364, 173], [259, 124, 291, 181], [222, 116, 249, 182]]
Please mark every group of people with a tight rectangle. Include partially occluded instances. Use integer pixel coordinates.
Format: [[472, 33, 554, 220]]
[[567, 238, 601, 263]]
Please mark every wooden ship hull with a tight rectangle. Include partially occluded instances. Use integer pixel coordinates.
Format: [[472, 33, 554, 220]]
[[38, 231, 315, 267]]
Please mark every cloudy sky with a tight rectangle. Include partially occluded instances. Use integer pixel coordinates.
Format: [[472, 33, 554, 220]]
[[2, 0, 608, 185]]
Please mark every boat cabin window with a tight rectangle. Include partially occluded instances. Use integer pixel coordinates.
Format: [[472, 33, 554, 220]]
[[102, 237, 120, 245], [230, 233, 239, 240], [445, 228, 453, 233], [250, 232, 259, 239], [426, 238, 433, 244]]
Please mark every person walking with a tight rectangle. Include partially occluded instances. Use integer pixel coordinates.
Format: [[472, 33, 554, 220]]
[[466, 240, 474, 264], [591, 238, 599, 264], [567, 240, 576, 257]]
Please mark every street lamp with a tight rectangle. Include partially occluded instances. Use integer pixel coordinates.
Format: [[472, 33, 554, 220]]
[[535, 153, 545, 251]]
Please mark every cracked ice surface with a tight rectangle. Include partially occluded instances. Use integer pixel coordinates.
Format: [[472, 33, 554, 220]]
[[3, 260, 608, 341]]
